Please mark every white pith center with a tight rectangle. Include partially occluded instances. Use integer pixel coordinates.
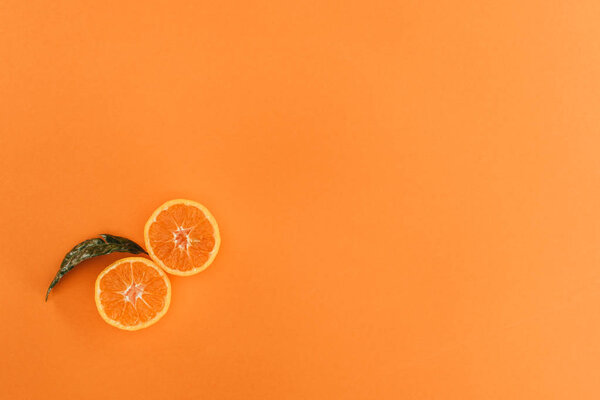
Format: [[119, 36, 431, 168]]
[[122, 282, 145, 304], [173, 226, 192, 250]]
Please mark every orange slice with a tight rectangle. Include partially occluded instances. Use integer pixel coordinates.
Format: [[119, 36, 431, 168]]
[[144, 199, 220, 276], [95, 257, 171, 331]]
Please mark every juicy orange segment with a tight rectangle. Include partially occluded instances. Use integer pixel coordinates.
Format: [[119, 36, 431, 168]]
[[95, 257, 171, 330], [144, 199, 220, 276]]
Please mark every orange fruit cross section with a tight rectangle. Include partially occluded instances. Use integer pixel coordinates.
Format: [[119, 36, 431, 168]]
[[95, 257, 171, 331], [144, 199, 221, 276]]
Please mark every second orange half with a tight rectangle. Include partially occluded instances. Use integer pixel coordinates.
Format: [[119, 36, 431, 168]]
[[144, 199, 220, 276]]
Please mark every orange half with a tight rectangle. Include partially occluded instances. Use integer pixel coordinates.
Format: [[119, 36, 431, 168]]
[[144, 199, 221, 276], [95, 257, 171, 331]]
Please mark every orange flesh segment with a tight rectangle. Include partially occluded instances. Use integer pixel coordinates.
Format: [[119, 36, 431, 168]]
[[97, 260, 169, 328]]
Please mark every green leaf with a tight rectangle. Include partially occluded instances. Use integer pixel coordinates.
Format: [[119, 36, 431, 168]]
[[45, 234, 148, 301]]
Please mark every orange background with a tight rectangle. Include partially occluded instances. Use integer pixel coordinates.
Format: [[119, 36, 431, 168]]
[[1, 1, 600, 398]]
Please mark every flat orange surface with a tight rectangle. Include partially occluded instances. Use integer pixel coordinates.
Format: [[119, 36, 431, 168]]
[[1, 1, 600, 399]]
